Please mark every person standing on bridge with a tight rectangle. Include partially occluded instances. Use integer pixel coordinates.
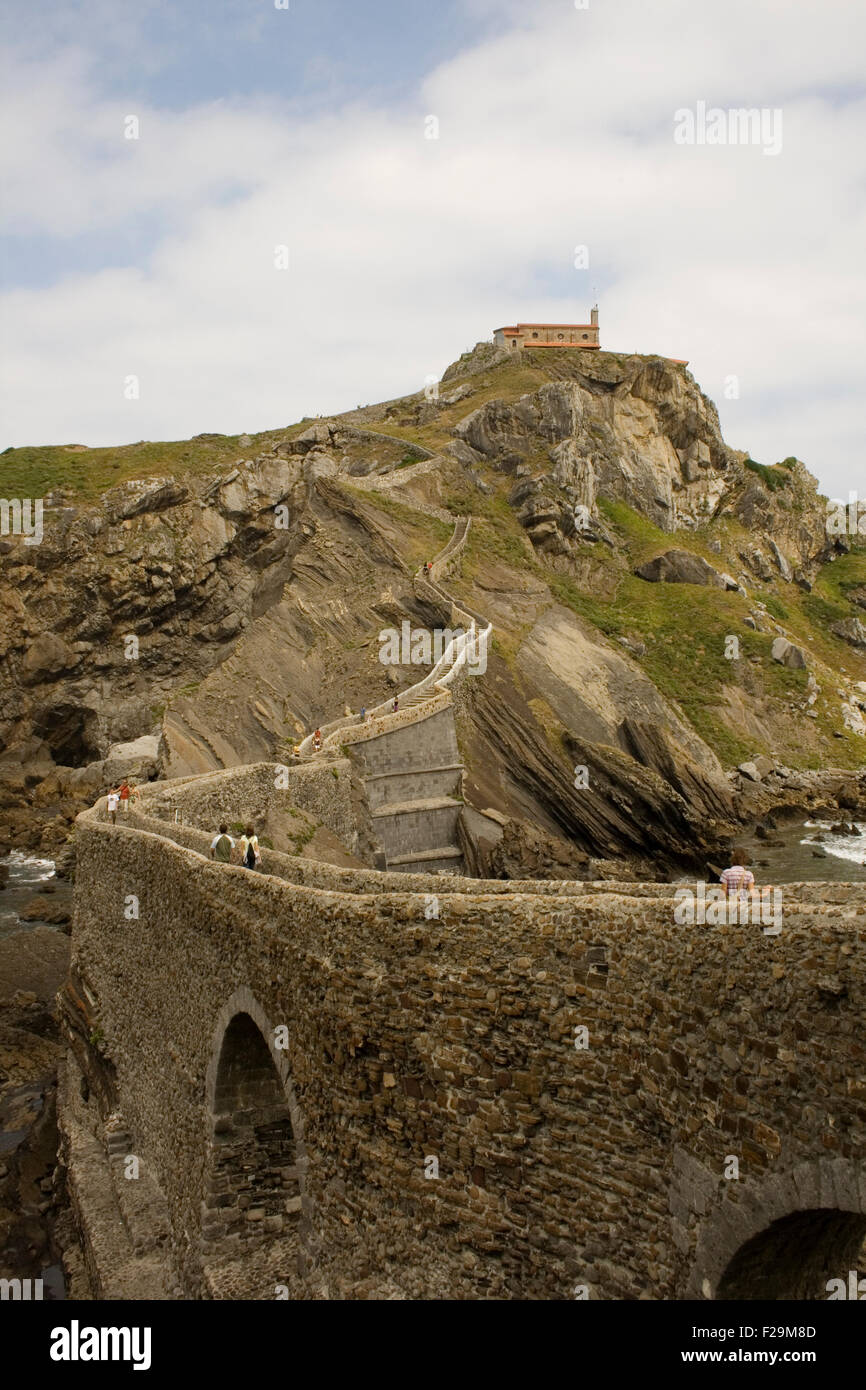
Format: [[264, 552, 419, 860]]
[[210, 825, 235, 863], [239, 825, 261, 870], [312, 728, 322, 752], [106, 788, 120, 825], [392, 696, 399, 713]]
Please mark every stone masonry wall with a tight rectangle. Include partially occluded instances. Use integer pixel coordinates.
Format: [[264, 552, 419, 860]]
[[68, 798, 866, 1299], [139, 760, 362, 856]]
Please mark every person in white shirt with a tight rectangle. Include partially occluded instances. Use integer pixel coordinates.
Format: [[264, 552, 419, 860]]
[[210, 825, 235, 863], [106, 790, 120, 825]]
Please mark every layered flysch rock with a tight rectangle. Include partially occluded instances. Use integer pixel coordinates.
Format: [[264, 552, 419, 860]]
[[1, 344, 863, 873]]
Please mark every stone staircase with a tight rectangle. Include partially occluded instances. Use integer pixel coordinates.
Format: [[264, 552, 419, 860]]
[[58, 1055, 176, 1299], [287, 515, 492, 873]]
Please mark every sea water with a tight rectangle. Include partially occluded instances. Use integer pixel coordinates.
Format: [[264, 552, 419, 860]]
[[0, 851, 63, 937], [741, 819, 866, 884]]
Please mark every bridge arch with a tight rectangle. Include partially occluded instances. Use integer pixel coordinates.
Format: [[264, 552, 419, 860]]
[[201, 987, 311, 1274], [688, 1158, 866, 1300]]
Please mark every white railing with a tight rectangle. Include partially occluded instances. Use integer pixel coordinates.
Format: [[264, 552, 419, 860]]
[[294, 515, 491, 758]]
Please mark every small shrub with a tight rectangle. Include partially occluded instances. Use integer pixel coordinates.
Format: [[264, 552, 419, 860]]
[[745, 458, 790, 492]]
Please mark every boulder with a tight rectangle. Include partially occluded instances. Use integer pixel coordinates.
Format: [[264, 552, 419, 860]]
[[21, 633, 79, 685], [771, 637, 807, 669], [19, 894, 72, 927], [102, 734, 161, 783], [737, 761, 762, 782], [441, 383, 474, 406], [841, 702, 866, 736], [634, 550, 727, 588], [119, 478, 188, 518], [768, 539, 793, 581], [291, 421, 332, 452], [742, 546, 774, 581], [831, 617, 866, 649]]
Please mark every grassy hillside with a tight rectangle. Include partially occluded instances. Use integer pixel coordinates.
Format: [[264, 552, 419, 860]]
[[0, 423, 311, 501], [445, 470, 866, 769]]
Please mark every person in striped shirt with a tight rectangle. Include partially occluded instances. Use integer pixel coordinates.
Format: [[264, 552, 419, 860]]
[[719, 851, 756, 899]]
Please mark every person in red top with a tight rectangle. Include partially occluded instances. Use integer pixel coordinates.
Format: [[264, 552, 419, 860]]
[[118, 779, 131, 813]]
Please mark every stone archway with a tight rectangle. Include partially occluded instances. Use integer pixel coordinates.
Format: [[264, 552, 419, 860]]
[[717, 1209, 866, 1300], [687, 1157, 866, 1300], [201, 988, 309, 1270]]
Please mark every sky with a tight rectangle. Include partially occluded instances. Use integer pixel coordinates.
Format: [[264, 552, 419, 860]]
[[0, 0, 864, 499]]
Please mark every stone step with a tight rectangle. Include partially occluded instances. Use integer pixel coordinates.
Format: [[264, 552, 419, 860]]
[[364, 762, 463, 783], [371, 796, 462, 819], [386, 847, 464, 867], [59, 1057, 175, 1299], [107, 1148, 172, 1257]]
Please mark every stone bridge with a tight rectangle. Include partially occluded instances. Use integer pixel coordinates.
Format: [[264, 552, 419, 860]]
[[59, 761, 866, 1300]]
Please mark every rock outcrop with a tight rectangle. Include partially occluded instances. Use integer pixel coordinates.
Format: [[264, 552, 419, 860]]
[[1, 345, 863, 868], [634, 549, 734, 588]]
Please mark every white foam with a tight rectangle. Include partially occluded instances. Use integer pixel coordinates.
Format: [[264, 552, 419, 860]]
[[800, 821, 866, 867], [1, 850, 56, 881]]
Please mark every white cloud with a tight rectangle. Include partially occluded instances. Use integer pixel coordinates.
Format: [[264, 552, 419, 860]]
[[1, 0, 864, 497]]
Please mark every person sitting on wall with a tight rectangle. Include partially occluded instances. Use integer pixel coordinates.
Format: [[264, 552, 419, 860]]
[[719, 849, 755, 899]]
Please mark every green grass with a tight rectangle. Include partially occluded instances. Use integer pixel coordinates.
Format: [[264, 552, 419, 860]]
[[287, 820, 317, 854], [0, 423, 312, 500], [744, 457, 791, 492], [548, 569, 814, 760], [802, 593, 852, 629], [762, 595, 790, 622], [812, 546, 866, 606], [339, 483, 451, 566]]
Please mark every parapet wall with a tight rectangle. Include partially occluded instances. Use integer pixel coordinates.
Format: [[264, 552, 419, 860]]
[[66, 784, 866, 1300], [137, 760, 361, 856]]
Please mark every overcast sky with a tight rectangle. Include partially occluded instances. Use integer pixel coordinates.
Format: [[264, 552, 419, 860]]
[[1, 0, 863, 498]]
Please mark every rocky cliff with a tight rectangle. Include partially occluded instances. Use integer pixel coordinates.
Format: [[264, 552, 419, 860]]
[[1, 344, 864, 872]]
